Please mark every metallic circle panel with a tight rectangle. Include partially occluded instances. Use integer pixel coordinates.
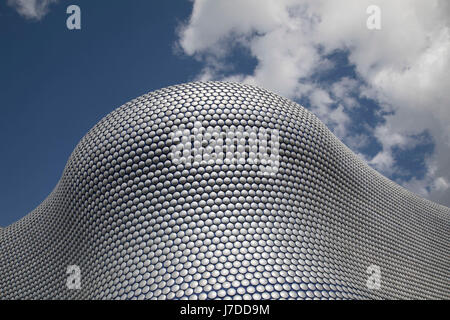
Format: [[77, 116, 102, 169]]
[[0, 81, 449, 299]]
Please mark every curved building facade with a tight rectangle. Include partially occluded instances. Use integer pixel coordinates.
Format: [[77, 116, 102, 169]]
[[0, 82, 449, 299]]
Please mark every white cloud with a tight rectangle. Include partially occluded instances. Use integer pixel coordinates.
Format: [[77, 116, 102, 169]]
[[309, 88, 350, 140], [7, 0, 58, 20], [178, 0, 450, 206], [331, 78, 359, 109], [369, 150, 395, 175]]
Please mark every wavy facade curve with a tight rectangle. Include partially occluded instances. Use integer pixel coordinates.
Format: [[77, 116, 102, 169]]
[[0, 81, 449, 299]]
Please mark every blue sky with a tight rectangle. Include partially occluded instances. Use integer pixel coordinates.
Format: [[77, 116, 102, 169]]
[[0, 0, 200, 226], [1, 0, 449, 226]]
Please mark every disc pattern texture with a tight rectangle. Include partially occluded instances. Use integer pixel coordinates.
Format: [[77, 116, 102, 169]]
[[0, 81, 449, 299]]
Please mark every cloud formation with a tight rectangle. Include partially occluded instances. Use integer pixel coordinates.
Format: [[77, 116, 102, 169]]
[[178, 0, 450, 206], [7, 0, 58, 20]]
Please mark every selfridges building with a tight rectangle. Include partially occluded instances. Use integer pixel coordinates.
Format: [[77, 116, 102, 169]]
[[0, 82, 448, 299]]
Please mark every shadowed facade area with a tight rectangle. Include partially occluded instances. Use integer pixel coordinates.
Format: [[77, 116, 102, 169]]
[[0, 82, 449, 299]]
